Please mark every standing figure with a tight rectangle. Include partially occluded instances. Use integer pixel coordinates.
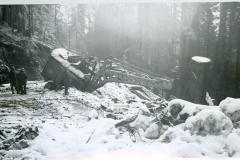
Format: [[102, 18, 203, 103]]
[[16, 68, 21, 92], [18, 68, 28, 94], [0, 60, 10, 84], [8, 66, 19, 94], [63, 67, 71, 95]]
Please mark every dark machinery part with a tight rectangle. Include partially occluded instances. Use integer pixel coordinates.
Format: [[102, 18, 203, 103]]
[[42, 48, 174, 94]]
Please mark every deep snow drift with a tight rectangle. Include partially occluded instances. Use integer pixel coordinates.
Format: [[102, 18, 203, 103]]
[[0, 81, 240, 159]]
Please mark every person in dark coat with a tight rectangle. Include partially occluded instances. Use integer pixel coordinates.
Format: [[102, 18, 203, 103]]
[[0, 60, 10, 84], [8, 66, 19, 94], [18, 68, 28, 94], [16, 69, 21, 92], [63, 66, 71, 95]]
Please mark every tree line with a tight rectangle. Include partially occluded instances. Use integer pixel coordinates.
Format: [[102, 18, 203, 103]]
[[0, 3, 239, 103]]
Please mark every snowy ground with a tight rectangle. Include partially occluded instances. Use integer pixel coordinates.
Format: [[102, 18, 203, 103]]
[[1, 81, 240, 159]]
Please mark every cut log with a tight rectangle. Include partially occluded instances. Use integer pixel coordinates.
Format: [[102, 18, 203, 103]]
[[115, 115, 138, 128]]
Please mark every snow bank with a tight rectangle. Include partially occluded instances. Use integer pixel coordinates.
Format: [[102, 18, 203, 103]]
[[144, 123, 160, 139], [129, 114, 152, 131], [4, 81, 240, 158], [225, 133, 240, 156], [168, 99, 220, 121], [183, 109, 233, 136], [219, 97, 240, 123], [4, 149, 41, 159], [88, 109, 98, 120], [159, 127, 193, 143]]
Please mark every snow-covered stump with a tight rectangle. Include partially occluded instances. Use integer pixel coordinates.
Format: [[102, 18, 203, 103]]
[[182, 109, 233, 136], [219, 97, 240, 123]]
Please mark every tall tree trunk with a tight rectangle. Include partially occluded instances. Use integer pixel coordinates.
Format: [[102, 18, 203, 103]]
[[180, 3, 188, 98], [205, 3, 213, 57], [192, 3, 200, 56], [31, 5, 34, 36], [204, 3, 213, 97], [0, 6, 2, 24], [217, 3, 227, 102], [2, 5, 9, 25], [21, 5, 26, 36], [16, 5, 22, 33], [169, 3, 177, 77], [171, 3, 177, 61], [214, 3, 227, 74], [144, 4, 149, 69], [55, 4, 57, 41], [235, 9, 240, 97], [138, 4, 143, 68], [28, 5, 31, 38], [12, 5, 18, 30], [68, 32, 70, 52], [223, 2, 237, 98], [9, 6, 12, 28], [115, 4, 119, 57]]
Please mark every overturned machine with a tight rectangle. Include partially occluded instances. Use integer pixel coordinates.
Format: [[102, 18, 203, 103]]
[[42, 48, 173, 95]]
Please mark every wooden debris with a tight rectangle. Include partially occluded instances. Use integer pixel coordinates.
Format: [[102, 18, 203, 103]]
[[115, 115, 138, 128], [86, 129, 96, 144]]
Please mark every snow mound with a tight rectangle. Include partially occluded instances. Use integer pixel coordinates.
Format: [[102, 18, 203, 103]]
[[183, 109, 233, 136], [88, 109, 98, 120], [5, 149, 41, 159], [129, 114, 152, 131], [144, 123, 160, 139], [219, 97, 240, 123], [168, 99, 220, 121], [159, 127, 192, 143], [225, 133, 240, 155], [139, 104, 150, 116]]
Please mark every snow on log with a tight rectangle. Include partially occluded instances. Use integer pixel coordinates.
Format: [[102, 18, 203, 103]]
[[168, 99, 220, 122], [115, 115, 138, 128], [192, 56, 211, 63], [183, 109, 233, 136], [219, 97, 240, 123]]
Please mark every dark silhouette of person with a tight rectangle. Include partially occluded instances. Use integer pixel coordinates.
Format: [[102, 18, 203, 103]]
[[0, 59, 10, 84], [18, 68, 28, 94], [63, 67, 71, 95], [8, 66, 19, 94]]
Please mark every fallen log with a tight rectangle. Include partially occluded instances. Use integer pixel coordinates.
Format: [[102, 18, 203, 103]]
[[115, 115, 138, 128]]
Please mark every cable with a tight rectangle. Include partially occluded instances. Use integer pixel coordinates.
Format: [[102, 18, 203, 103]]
[[5, 63, 39, 69]]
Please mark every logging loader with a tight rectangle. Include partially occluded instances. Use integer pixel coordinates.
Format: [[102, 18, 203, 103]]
[[42, 48, 174, 98]]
